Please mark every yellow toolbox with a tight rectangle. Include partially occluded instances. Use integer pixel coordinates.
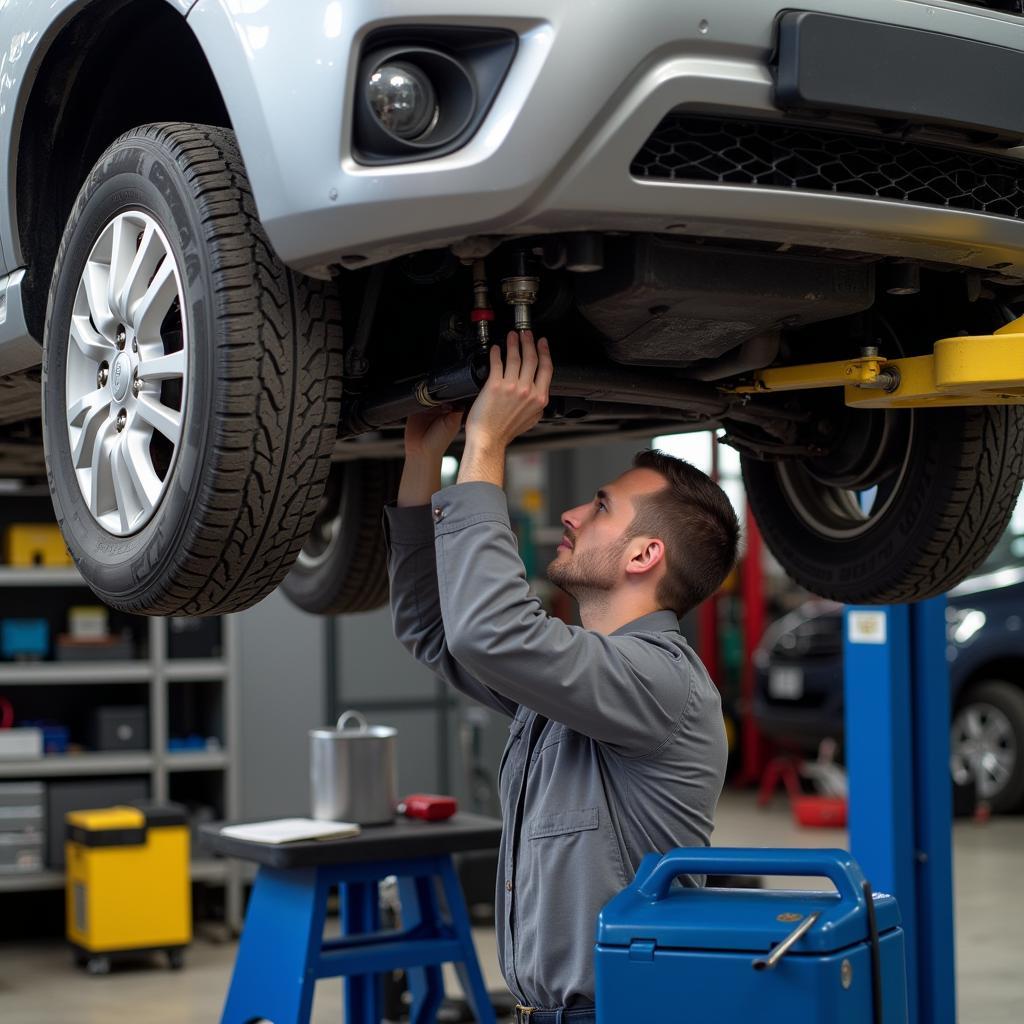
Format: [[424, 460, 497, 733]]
[[4, 523, 72, 567], [65, 803, 192, 973]]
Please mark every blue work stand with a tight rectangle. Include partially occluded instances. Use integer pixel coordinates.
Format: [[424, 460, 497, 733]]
[[843, 599, 956, 1024], [202, 813, 503, 1024]]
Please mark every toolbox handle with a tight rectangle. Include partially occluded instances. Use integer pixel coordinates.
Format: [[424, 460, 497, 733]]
[[636, 847, 868, 908]]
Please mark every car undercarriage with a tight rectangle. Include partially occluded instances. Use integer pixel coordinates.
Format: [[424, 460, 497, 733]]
[[323, 229, 1021, 463]]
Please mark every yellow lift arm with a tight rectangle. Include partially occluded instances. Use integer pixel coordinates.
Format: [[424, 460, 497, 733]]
[[724, 315, 1024, 409]]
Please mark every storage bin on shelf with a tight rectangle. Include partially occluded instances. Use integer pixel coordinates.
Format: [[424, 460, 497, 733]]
[[4, 523, 72, 567]]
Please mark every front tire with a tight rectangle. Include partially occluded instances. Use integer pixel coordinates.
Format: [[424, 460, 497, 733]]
[[742, 403, 1024, 604], [42, 123, 342, 615]]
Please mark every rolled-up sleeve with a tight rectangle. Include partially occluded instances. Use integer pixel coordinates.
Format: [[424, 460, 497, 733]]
[[384, 502, 518, 718], [431, 482, 691, 756]]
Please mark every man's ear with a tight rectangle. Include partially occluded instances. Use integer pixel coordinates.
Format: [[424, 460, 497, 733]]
[[625, 538, 665, 576]]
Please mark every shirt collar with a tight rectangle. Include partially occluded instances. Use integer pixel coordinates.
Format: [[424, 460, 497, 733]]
[[610, 609, 682, 637]]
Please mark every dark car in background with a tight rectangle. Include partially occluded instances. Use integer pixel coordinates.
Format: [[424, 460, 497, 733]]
[[753, 518, 1024, 813]]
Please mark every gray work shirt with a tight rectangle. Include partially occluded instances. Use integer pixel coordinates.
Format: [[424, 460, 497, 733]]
[[384, 481, 727, 1010]]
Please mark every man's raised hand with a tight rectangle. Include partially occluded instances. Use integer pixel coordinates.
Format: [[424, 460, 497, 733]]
[[403, 407, 464, 463], [397, 407, 464, 507], [463, 330, 554, 449]]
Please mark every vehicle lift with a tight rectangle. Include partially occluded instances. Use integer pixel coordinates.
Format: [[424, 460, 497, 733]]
[[726, 313, 1024, 409], [844, 599, 955, 1024]]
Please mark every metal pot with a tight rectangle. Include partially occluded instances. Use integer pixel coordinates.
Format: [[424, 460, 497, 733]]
[[310, 710, 397, 825]]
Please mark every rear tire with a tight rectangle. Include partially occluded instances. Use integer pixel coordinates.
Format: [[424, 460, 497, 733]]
[[742, 404, 1024, 604], [42, 123, 342, 615], [280, 460, 402, 615]]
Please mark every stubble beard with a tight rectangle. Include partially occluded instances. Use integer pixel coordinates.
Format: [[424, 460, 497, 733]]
[[546, 536, 629, 602]]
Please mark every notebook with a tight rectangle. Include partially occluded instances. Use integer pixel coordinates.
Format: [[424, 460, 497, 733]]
[[219, 818, 361, 844]]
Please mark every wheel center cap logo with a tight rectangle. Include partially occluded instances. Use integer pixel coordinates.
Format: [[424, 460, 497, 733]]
[[111, 353, 131, 402]]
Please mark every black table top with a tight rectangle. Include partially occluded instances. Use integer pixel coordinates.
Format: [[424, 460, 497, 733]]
[[200, 812, 502, 869]]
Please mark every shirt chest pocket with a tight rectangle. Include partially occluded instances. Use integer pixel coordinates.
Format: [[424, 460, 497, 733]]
[[527, 806, 599, 840]]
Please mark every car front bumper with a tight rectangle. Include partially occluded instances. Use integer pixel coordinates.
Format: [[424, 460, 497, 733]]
[[188, 0, 1024, 277], [753, 660, 846, 750]]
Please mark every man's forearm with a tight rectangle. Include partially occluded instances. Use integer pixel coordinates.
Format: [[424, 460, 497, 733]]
[[385, 493, 519, 719], [398, 457, 443, 507]]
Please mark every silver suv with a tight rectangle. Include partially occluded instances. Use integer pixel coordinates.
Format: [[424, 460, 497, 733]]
[[2, 0, 1024, 616]]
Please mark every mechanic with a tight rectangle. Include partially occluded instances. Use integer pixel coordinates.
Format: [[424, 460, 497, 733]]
[[385, 330, 738, 1022]]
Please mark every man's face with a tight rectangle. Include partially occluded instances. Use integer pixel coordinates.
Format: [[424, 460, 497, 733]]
[[547, 467, 666, 598]]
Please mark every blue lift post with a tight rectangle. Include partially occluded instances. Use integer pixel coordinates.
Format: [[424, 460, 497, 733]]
[[843, 597, 957, 1024]]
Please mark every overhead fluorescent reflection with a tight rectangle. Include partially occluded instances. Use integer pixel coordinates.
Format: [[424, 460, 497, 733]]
[[952, 609, 986, 645], [324, 1, 342, 38], [442, 456, 459, 486]]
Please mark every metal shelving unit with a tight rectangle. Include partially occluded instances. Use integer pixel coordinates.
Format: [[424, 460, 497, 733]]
[[0, 663, 153, 684], [0, 858, 234, 893], [165, 751, 229, 772], [0, 868, 65, 892], [0, 567, 242, 928], [0, 567, 85, 587], [0, 752, 155, 778], [165, 660, 229, 681]]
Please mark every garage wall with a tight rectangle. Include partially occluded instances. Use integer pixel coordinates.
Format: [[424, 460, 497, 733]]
[[235, 589, 327, 819], [333, 607, 468, 800]]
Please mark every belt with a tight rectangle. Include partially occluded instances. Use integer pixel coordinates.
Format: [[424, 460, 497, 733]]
[[513, 1005, 596, 1024]]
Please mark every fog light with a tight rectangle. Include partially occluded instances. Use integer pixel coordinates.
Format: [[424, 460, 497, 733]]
[[366, 61, 439, 141], [354, 40, 488, 163]]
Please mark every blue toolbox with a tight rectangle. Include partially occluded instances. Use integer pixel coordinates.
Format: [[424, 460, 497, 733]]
[[596, 848, 907, 1024], [1, 619, 50, 661]]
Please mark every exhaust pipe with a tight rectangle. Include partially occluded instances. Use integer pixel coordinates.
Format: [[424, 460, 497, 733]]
[[340, 357, 731, 438], [340, 354, 491, 436]]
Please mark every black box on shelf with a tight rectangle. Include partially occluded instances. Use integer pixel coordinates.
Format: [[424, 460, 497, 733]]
[[91, 706, 149, 752], [167, 617, 222, 659], [46, 777, 149, 868]]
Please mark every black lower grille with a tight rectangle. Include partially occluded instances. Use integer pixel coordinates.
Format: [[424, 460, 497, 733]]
[[957, 1, 1023, 12], [631, 115, 1024, 219]]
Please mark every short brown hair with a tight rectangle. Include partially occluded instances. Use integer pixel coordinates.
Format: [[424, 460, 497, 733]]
[[628, 449, 740, 617]]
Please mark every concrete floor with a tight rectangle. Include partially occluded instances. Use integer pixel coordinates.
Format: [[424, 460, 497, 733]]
[[2, 790, 1021, 1023]]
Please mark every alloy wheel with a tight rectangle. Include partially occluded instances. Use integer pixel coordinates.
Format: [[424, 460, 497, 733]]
[[776, 409, 914, 542], [295, 468, 344, 571], [64, 211, 188, 535], [951, 701, 1018, 801]]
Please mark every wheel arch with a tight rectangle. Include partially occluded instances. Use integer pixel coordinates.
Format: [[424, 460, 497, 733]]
[[955, 656, 1024, 704], [11, 0, 230, 342]]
